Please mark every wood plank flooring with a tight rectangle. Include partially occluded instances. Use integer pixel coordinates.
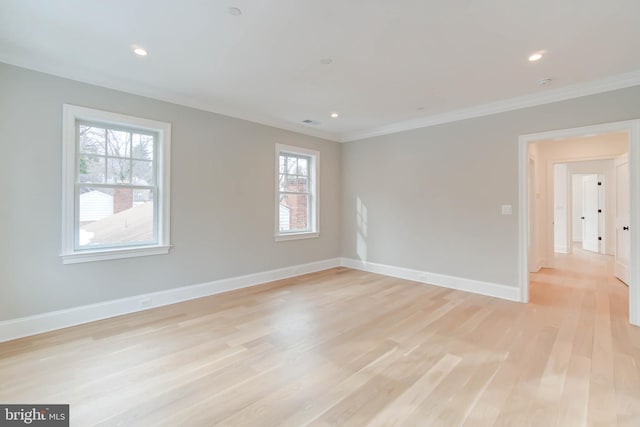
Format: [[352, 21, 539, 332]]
[[1, 249, 639, 426]]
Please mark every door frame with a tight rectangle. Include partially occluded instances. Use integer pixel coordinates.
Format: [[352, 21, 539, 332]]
[[518, 119, 640, 327], [614, 153, 630, 284]]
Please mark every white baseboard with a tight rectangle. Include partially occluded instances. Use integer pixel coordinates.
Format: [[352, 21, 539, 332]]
[[0, 257, 521, 343], [340, 258, 521, 302], [0, 258, 341, 343], [529, 263, 543, 273]]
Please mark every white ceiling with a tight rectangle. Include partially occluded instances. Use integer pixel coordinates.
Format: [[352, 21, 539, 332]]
[[1, 0, 640, 142]]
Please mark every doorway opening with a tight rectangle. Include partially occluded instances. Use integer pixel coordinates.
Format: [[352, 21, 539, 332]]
[[567, 172, 606, 255], [519, 120, 640, 326], [553, 162, 610, 257]]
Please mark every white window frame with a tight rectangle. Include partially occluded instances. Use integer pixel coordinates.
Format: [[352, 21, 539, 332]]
[[61, 105, 171, 264], [275, 144, 320, 241]]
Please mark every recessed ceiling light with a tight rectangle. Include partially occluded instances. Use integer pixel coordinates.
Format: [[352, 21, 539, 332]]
[[528, 51, 544, 62], [330, 112, 339, 118], [320, 58, 333, 65], [133, 47, 148, 56], [228, 7, 242, 16]]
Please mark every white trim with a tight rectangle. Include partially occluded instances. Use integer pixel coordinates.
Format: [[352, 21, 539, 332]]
[[61, 245, 171, 264], [4, 59, 640, 144], [0, 256, 526, 342], [0, 58, 341, 142], [0, 258, 341, 343], [519, 119, 640, 326], [274, 232, 319, 242], [274, 144, 320, 240], [532, 260, 544, 273], [341, 70, 640, 142], [340, 258, 521, 302], [61, 104, 171, 263]]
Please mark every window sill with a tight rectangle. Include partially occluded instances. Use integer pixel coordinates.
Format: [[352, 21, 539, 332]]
[[61, 245, 171, 264], [275, 231, 319, 242]]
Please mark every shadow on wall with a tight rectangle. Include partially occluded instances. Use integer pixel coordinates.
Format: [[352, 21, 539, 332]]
[[357, 196, 368, 262]]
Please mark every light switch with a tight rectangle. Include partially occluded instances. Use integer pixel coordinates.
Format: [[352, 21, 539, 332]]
[[501, 205, 513, 215]]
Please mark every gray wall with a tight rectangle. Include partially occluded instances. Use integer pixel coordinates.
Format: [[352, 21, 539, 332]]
[[341, 85, 640, 286], [2, 59, 640, 321], [0, 63, 341, 320]]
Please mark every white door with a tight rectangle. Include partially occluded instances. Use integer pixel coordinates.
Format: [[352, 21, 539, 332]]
[[582, 174, 599, 253], [615, 154, 630, 284]]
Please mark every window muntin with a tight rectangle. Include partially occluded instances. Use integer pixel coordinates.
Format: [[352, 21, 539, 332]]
[[275, 144, 319, 240], [278, 153, 312, 233], [75, 122, 158, 250], [62, 105, 171, 264]]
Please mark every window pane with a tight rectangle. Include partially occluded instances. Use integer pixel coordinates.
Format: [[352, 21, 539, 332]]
[[79, 125, 106, 155], [287, 157, 297, 175], [279, 174, 287, 191], [279, 155, 286, 174], [133, 188, 154, 204], [79, 155, 105, 183], [132, 160, 153, 185], [298, 158, 308, 176], [79, 187, 155, 247], [132, 133, 154, 160], [285, 175, 297, 191], [107, 158, 131, 184], [297, 176, 308, 192], [279, 193, 309, 232], [107, 130, 131, 157]]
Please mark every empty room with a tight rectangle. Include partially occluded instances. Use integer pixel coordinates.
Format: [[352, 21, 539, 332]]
[[2, 1, 640, 426]]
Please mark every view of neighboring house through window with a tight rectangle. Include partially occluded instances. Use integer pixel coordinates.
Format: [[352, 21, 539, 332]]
[[77, 123, 156, 248], [61, 105, 171, 263], [275, 144, 319, 240]]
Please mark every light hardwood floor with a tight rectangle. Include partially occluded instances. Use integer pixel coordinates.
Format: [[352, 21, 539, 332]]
[[1, 250, 639, 426]]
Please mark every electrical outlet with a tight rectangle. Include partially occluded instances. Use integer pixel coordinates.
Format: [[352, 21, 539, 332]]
[[139, 297, 152, 308]]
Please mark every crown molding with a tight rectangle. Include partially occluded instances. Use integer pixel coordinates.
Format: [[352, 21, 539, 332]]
[[0, 58, 341, 143], [339, 69, 640, 142], [3, 58, 639, 145]]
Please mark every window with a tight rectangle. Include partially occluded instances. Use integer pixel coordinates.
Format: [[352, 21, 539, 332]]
[[275, 144, 319, 241], [61, 105, 171, 263]]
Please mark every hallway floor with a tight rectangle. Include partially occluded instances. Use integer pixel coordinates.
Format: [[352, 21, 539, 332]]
[[529, 245, 638, 425]]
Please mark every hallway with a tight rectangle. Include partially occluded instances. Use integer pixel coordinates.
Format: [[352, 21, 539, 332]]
[[531, 245, 627, 302], [529, 246, 639, 425]]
